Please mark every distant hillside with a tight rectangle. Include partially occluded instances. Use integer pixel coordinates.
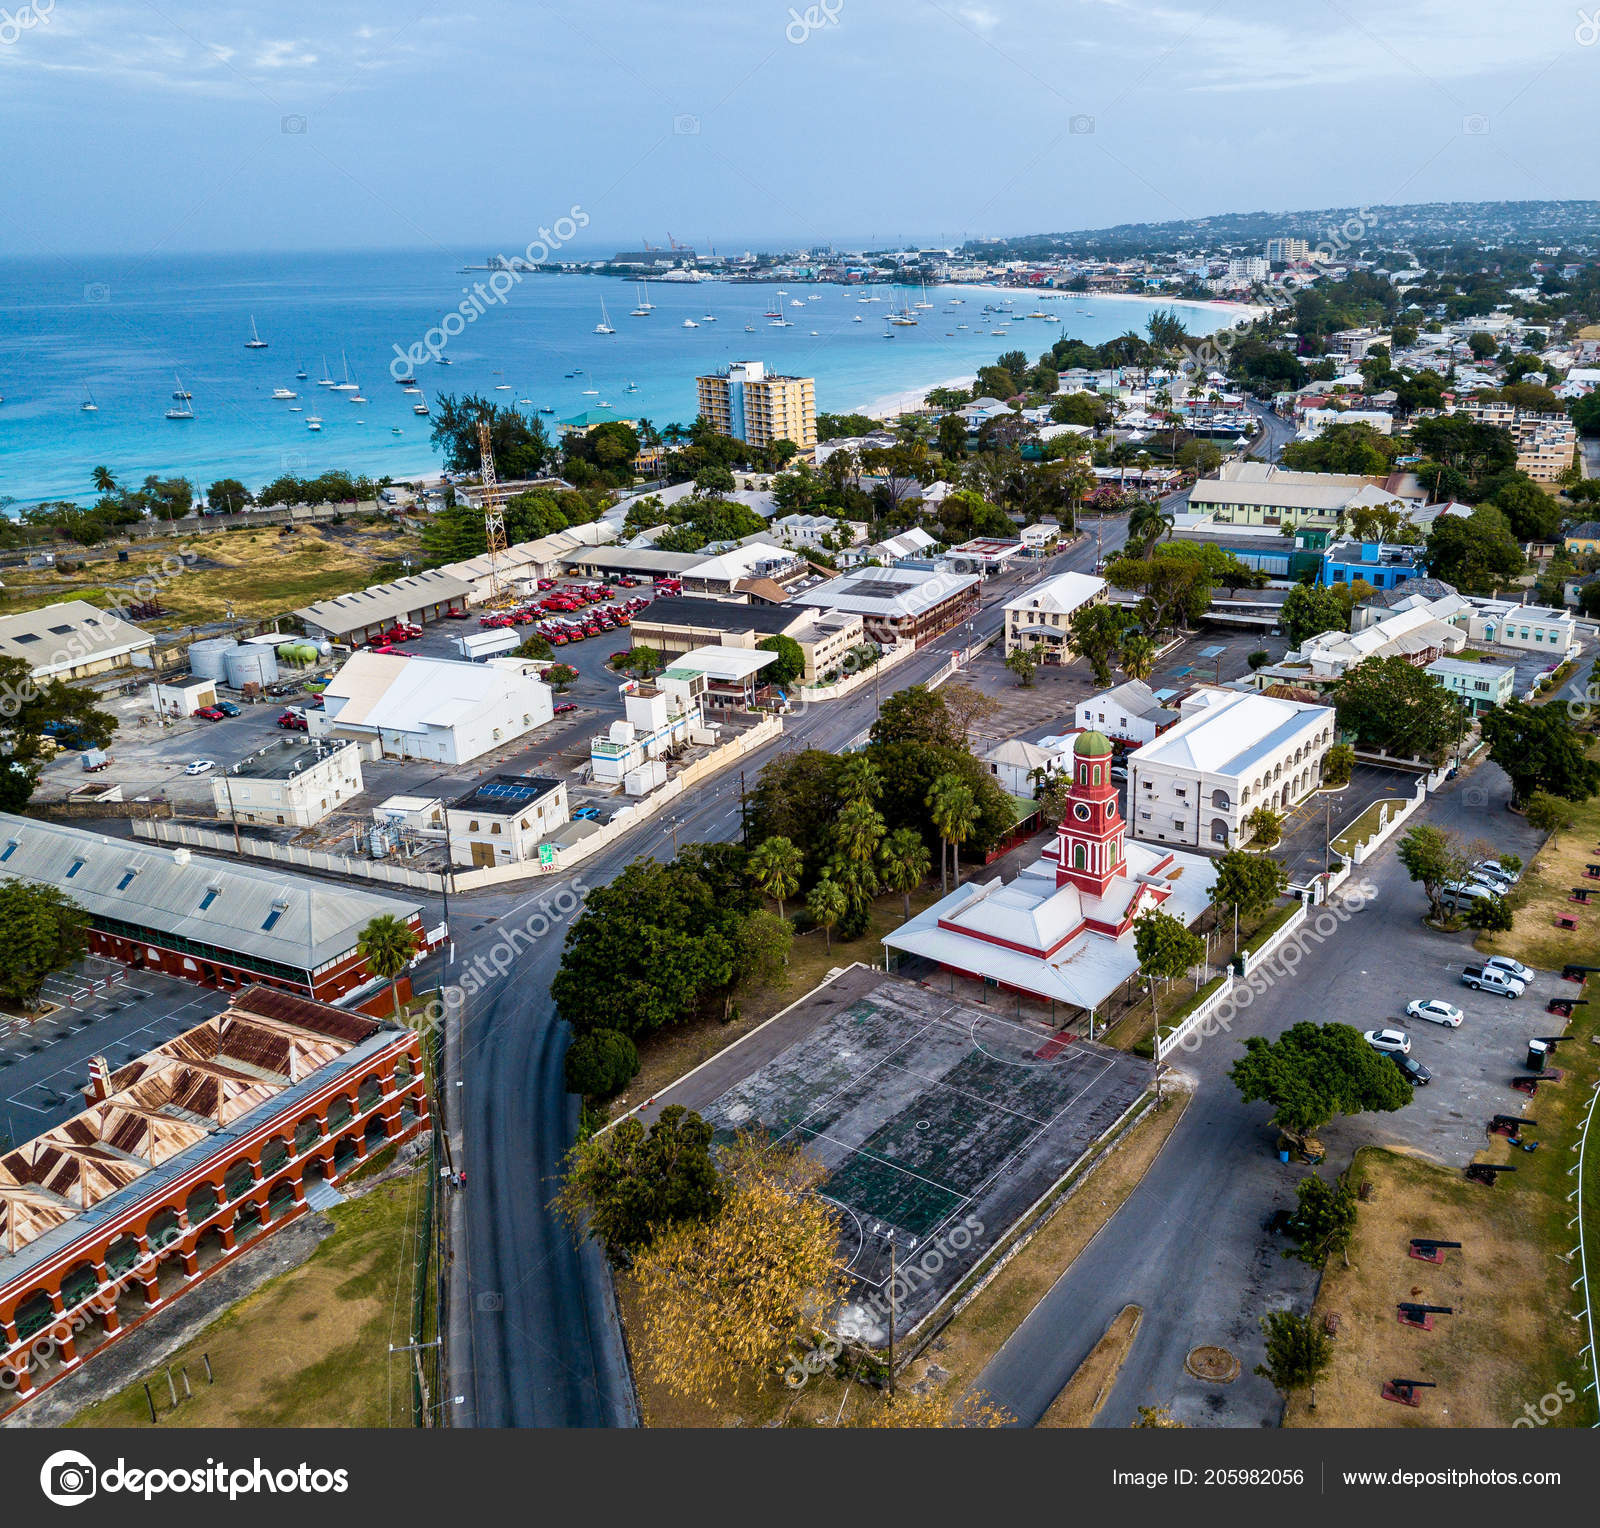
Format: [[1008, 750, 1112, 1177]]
[[966, 201, 1600, 259]]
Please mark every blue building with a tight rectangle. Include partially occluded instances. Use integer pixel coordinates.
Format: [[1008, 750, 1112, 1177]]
[[1318, 539, 1424, 593]]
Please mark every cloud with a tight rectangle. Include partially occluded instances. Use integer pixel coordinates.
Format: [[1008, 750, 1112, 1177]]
[[958, 5, 1002, 30]]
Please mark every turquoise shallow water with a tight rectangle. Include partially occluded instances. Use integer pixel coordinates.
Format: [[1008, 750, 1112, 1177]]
[[0, 250, 1237, 505]]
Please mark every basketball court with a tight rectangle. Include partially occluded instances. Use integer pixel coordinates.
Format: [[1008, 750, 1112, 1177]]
[[640, 966, 1153, 1340]]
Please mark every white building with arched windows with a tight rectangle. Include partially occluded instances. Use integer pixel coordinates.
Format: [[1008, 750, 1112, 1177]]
[[1127, 687, 1334, 851]]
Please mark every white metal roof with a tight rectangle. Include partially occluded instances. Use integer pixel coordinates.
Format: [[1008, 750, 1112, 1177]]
[[0, 600, 154, 678], [1003, 571, 1106, 617], [320, 651, 548, 733]]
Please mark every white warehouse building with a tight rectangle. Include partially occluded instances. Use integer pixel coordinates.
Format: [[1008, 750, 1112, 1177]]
[[1127, 687, 1335, 851], [310, 652, 553, 765]]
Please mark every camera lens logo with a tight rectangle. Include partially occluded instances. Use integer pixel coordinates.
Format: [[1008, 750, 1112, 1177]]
[[40, 1451, 97, 1506]]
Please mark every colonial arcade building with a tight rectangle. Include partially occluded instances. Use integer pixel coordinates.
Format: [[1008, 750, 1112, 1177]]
[[0, 987, 427, 1414], [883, 731, 1217, 1017]]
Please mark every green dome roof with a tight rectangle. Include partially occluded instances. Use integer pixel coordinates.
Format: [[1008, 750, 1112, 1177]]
[[1075, 729, 1114, 758]]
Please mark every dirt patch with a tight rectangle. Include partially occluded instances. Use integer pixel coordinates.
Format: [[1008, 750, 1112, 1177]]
[[1040, 1305, 1142, 1426]]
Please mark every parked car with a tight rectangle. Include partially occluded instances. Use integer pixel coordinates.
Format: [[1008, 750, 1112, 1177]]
[[1363, 1027, 1412, 1055], [554, 702, 578, 715], [444, 606, 470, 619], [1484, 955, 1535, 985], [214, 700, 241, 717], [184, 759, 217, 775], [1406, 998, 1464, 1028], [572, 805, 602, 822], [1462, 964, 1524, 998], [1391, 1052, 1432, 1086], [193, 706, 225, 721], [277, 710, 308, 731], [1477, 860, 1520, 884]]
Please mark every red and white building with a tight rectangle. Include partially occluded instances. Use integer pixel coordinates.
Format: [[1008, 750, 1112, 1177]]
[[0, 986, 428, 1415], [883, 731, 1216, 1015]]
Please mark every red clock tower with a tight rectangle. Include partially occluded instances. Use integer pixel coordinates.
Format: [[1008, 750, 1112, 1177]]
[[1054, 730, 1125, 896]]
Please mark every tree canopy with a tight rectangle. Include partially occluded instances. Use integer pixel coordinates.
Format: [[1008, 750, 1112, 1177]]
[[1230, 1021, 1413, 1142]]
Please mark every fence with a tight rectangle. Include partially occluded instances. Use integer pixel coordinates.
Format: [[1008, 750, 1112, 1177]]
[[133, 819, 447, 891], [1155, 971, 1235, 1060], [1239, 901, 1308, 976], [1340, 778, 1427, 866]]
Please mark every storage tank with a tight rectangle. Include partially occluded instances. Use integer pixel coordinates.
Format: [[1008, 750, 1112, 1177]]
[[187, 637, 237, 680], [223, 644, 280, 689]]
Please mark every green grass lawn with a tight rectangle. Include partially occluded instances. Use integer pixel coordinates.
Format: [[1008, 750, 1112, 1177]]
[[70, 1171, 428, 1429]]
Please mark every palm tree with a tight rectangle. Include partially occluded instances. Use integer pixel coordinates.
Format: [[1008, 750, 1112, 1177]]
[[357, 914, 420, 1022], [91, 466, 118, 496], [1128, 498, 1175, 558], [833, 800, 886, 867], [807, 876, 846, 953], [927, 775, 978, 891], [748, 836, 803, 923], [878, 828, 931, 921], [835, 754, 882, 805], [1120, 632, 1157, 682]]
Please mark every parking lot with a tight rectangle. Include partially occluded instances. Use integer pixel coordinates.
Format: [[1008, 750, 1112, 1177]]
[[1274, 762, 1419, 888], [0, 967, 230, 1147]]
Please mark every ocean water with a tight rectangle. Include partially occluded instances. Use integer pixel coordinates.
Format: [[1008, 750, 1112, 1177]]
[[0, 250, 1239, 505]]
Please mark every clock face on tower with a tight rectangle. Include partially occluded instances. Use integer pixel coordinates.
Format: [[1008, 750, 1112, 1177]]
[[1073, 803, 1091, 822]]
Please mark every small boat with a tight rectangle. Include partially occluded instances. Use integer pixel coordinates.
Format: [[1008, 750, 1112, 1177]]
[[413, 396, 430, 415], [807, 294, 821, 301], [764, 308, 782, 318], [539, 405, 554, 413], [744, 321, 757, 332], [957, 322, 968, 329], [494, 383, 512, 390], [289, 405, 302, 412], [403, 385, 421, 395], [165, 374, 194, 419], [790, 298, 804, 308], [769, 318, 791, 327], [81, 384, 98, 412], [517, 396, 533, 405], [295, 361, 309, 379], [332, 351, 359, 392], [437, 356, 452, 365], [637, 281, 654, 311], [317, 357, 337, 387], [307, 419, 322, 431], [272, 387, 297, 400], [595, 298, 615, 335], [394, 374, 416, 386], [810, 330, 821, 336], [350, 391, 368, 404], [853, 315, 864, 323], [682, 318, 698, 328], [245, 316, 269, 349], [701, 312, 716, 322], [392, 426, 403, 435], [630, 283, 650, 317], [625, 381, 638, 393], [598, 400, 612, 408]]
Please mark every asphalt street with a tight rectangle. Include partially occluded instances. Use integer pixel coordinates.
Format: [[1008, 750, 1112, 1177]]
[[972, 757, 1549, 1428], [438, 515, 1133, 1427]]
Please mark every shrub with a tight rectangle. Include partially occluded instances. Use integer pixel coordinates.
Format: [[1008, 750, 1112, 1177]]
[[564, 1028, 640, 1099]]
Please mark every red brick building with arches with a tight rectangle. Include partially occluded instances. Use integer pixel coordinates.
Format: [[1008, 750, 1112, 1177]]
[[0, 986, 429, 1415]]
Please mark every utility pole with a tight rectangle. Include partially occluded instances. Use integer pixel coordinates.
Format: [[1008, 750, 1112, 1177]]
[[221, 772, 242, 854], [886, 1235, 897, 1402]]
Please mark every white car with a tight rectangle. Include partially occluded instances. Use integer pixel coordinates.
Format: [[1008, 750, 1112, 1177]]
[[1484, 955, 1534, 985], [1478, 861, 1520, 885], [1406, 999, 1464, 1028], [184, 759, 217, 776], [1364, 1027, 1412, 1055]]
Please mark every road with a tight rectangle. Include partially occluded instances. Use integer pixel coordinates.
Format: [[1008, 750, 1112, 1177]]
[[973, 758, 1544, 1427], [443, 515, 1133, 1427], [1247, 398, 1295, 463]]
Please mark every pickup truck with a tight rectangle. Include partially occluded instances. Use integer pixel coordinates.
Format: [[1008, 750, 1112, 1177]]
[[1462, 964, 1525, 998]]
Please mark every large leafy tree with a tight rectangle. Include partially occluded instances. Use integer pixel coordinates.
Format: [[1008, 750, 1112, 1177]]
[[0, 884, 89, 1011], [556, 1105, 724, 1264], [1281, 421, 1397, 475], [1070, 603, 1136, 687], [1478, 700, 1600, 807], [1332, 655, 1466, 762], [1255, 1311, 1333, 1409], [1230, 1021, 1412, 1146], [552, 858, 739, 1038], [1134, 907, 1205, 1027], [756, 634, 806, 687], [1208, 851, 1288, 943], [0, 657, 117, 812], [1424, 506, 1525, 593], [630, 1135, 848, 1404], [1287, 1174, 1359, 1268], [748, 836, 804, 923], [429, 395, 553, 477], [1279, 583, 1351, 648], [1396, 823, 1471, 920]]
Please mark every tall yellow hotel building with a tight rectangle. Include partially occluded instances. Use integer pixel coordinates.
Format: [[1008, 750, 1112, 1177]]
[[695, 361, 817, 451]]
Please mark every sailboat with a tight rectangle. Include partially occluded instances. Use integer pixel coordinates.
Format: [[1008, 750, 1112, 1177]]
[[701, 311, 716, 322], [332, 351, 359, 392], [744, 318, 757, 332], [80, 384, 98, 413], [413, 393, 430, 415], [630, 284, 650, 317], [595, 299, 615, 335], [317, 357, 337, 388], [913, 284, 934, 309], [625, 380, 638, 393], [578, 370, 598, 396], [165, 374, 195, 420], [245, 316, 269, 349], [296, 361, 309, 379], [637, 280, 654, 311]]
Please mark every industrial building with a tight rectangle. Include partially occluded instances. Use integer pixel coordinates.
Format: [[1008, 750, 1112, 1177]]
[[211, 738, 365, 829], [0, 600, 155, 682], [0, 814, 432, 1003], [0, 986, 427, 1415], [311, 653, 553, 765], [447, 775, 569, 868], [295, 569, 472, 645]]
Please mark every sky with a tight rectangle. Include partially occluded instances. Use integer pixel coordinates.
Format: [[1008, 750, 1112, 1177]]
[[0, 0, 1594, 257]]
